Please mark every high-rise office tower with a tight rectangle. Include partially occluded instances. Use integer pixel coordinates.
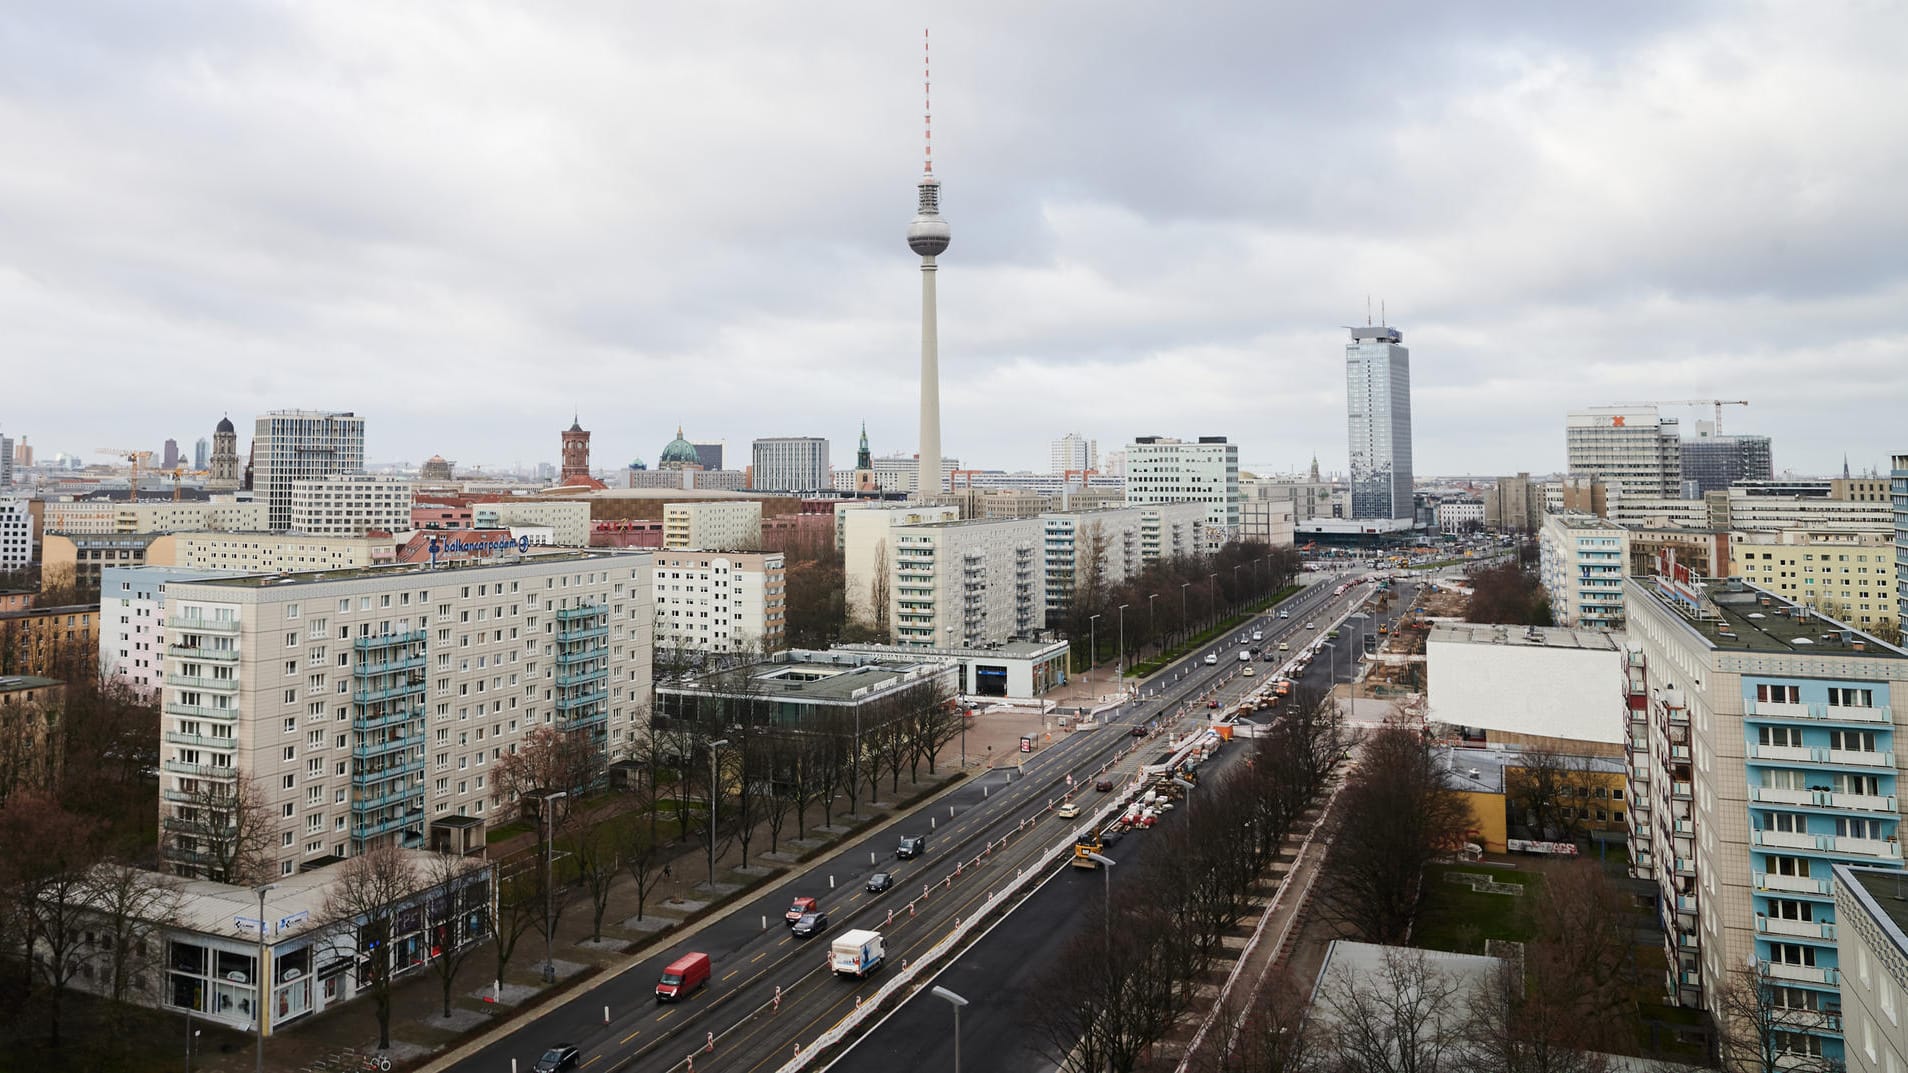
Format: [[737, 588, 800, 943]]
[[207, 416, 241, 492], [193, 437, 209, 472], [1345, 325, 1415, 522], [253, 410, 366, 531], [1566, 406, 1681, 501], [1679, 422, 1773, 496], [752, 437, 831, 492], [1123, 436, 1240, 535], [1051, 433, 1098, 477], [0, 432, 12, 488], [908, 30, 950, 500], [691, 442, 724, 472], [162, 439, 180, 470]]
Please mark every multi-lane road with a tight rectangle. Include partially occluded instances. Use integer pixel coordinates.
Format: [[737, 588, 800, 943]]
[[436, 572, 1386, 1073]]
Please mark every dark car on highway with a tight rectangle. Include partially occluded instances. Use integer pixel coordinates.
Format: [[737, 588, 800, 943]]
[[867, 872, 894, 893], [534, 1045, 580, 1072], [791, 912, 829, 938]]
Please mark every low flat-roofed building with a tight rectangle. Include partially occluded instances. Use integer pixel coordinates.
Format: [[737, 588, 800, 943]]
[[833, 637, 1070, 698], [654, 648, 958, 727], [1426, 623, 1624, 750]]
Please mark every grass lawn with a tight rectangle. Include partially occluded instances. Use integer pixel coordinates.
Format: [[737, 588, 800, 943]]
[[1413, 862, 1542, 953]]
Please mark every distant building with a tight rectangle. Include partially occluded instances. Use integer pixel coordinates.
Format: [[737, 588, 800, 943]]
[[192, 437, 209, 472], [207, 416, 241, 492], [473, 499, 591, 547], [1426, 623, 1624, 750], [39, 532, 167, 591], [838, 503, 962, 628], [288, 474, 412, 536], [656, 648, 958, 728], [1730, 526, 1897, 633], [1123, 436, 1239, 536], [889, 517, 1045, 648], [162, 439, 180, 470], [0, 602, 99, 678], [0, 498, 32, 574], [40, 499, 267, 536], [1538, 512, 1629, 629], [1680, 423, 1772, 495], [99, 565, 237, 696], [1239, 496, 1297, 547], [658, 428, 702, 472], [691, 442, 724, 472], [1833, 863, 1908, 1073], [1039, 508, 1148, 619], [1566, 406, 1681, 501], [662, 501, 762, 551], [1050, 433, 1098, 478], [253, 410, 366, 531], [419, 455, 454, 481], [1727, 488, 1894, 530], [1344, 325, 1415, 522], [652, 549, 785, 655], [155, 531, 395, 573], [751, 437, 831, 493], [835, 638, 1070, 698], [1483, 473, 1545, 533], [1434, 499, 1484, 534], [560, 417, 593, 485]]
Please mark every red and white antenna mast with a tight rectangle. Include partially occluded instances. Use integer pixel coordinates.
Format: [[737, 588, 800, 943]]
[[923, 28, 933, 175]]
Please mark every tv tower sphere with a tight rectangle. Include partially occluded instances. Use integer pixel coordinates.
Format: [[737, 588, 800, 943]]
[[908, 176, 951, 256]]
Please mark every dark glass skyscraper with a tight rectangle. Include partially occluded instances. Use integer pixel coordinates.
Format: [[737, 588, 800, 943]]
[[1345, 326, 1414, 521]]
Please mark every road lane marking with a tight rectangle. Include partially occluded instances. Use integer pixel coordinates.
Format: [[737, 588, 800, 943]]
[[621, 1030, 641, 1044], [657, 1008, 675, 1021], [750, 951, 766, 963], [777, 935, 789, 945], [583, 1057, 602, 1068], [724, 970, 739, 981]]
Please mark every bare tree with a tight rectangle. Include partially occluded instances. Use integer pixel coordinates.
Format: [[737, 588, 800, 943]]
[[566, 818, 621, 943], [1505, 749, 1599, 843], [1525, 860, 1638, 1050], [1318, 946, 1467, 1073], [1321, 727, 1471, 943], [1464, 954, 1611, 1073], [1717, 963, 1840, 1073], [1200, 978, 1319, 1073], [0, 791, 103, 1047], [164, 776, 272, 886], [418, 851, 489, 1019], [759, 732, 799, 855], [318, 845, 426, 1052], [482, 861, 543, 992], [903, 679, 964, 778], [85, 860, 183, 1020], [491, 726, 602, 831]]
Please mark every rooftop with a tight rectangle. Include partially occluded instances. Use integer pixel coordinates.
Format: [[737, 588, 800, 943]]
[[0, 675, 60, 693], [180, 549, 634, 589], [659, 649, 954, 704], [1438, 745, 1625, 795], [1632, 575, 1908, 659], [1429, 623, 1620, 652], [836, 638, 1068, 660], [1839, 864, 1908, 956]]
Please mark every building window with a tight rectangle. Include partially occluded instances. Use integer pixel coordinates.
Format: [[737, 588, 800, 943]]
[[1756, 684, 1801, 704]]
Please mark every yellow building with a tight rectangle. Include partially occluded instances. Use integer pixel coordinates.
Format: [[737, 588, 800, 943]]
[[0, 604, 99, 678], [39, 532, 166, 592], [1728, 526, 1897, 634], [1444, 746, 1629, 854]]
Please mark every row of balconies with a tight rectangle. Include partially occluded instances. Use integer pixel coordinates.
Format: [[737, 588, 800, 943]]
[[1748, 699, 1889, 724], [351, 756, 425, 788], [554, 606, 607, 623], [557, 666, 609, 689], [165, 701, 237, 721], [1752, 829, 1901, 859], [351, 736, 418, 761], [354, 653, 427, 677], [165, 730, 237, 749], [168, 615, 239, 633], [557, 625, 610, 642], [1757, 915, 1839, 941], [1752, 786, 1896, 812], [352, 679, 426, 705], [1746, 743, 1892, 768], [556, 687, 608, 712], [353, 707, 423, 733], [167, 672, 238, 692], [353, 629, 427, 650], [163, 759, 234, 779], [1760, 959, 1840, 987], [167, 644, 238, 662]]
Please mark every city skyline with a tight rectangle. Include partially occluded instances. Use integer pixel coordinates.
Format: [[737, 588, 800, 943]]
[[3, 5, 1905, 477]]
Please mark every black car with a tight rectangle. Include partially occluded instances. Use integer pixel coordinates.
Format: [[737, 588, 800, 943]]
[[1129, 724, 1147, 737], [534, 1045, 580, 1072], [866, 871, 894, 893], [897, 834, 926, 859], [791, 911, 829, 938]]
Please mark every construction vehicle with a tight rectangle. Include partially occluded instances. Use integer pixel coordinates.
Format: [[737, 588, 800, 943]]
[[1072, 833, 1104, 869]]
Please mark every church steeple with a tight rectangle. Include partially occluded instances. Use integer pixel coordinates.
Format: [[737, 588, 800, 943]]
[[856, 422, 873, 470], [854, 422, 878, 494], [1308, 454, 1321, 483]]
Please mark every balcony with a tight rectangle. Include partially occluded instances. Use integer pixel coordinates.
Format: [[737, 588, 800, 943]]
[[164, 702, 236, 721], [1675, 930, 1700, 950], [351, 811, 424, 842], [351, 737, 418, 761], [557, 666, 609, 689], [165, 731, 237, 749], [555, 647, 603, 666], [1748, 743, 1894, 769], [556, 625, 609, 642], [1751, 786, 1897, 813], [166, 673, 238, 692], [1753, 830, 1819, 851], [1763, 962, 1837, 986], [1674, 857, 1697, 876], [1671, 782, 1693, 800], [351, 783, 424, 813], [1749, 744, 1814, 764], [162, 759, 235, 779], [353, 630, 426, 651], [1749, 699, 1889, 724], [353, 707, 422, 734], [167, 644, 238, 662], [1836, 836, 1902, 859], [352, 681, 425, 705], [1757, 916, 1838, 941], [354, 654, 426, 676], [1755, 873, 1832, 895], [168, 616, 239, 633], [351, 756, 425, 788], [555, 688, 608, 712]]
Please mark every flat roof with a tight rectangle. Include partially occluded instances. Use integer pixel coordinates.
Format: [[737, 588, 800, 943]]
[[661, 651, 954, 703], [181, 550, 634, 589], [836, 638, 1068, 660], [1840, 864, 1908, 956], [1429, 623, 1620, 652], [0, 675, 60, 693], [1633, 576, 1908, 659]]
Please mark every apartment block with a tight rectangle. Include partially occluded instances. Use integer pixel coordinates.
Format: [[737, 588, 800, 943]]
[[157, 551, 653, 878], [662, 501, 762, 551], [40, 499, 267, 536], [1484, 473, 1545, 532], [40, 532, 168, 591], [473, 500, 591, 547], [1240, 497, 1298, 547], [1139, 502, 1210, 562], [652, 549, 786, 656], [101, 566, 237, 697], [839, 503, 961, 628], [1434, 499, 1484, 533], [0, 603, 99, 678], [253, 410, 366, 531], [289, 474, 412, 536], [1833, 863, 1908, 1073], [1567, 406, 1682, 501], [751, 438, 831, 493], [1539, 511, 1629, 629], [0, 498, 31, 573], [157, 531, 396, 573], [1039, 508, 1148, 619], [890, 517, 1044, 648], [1731, 527, 1898, 634], [1123, 436, 1240, 535], [1624, 575, 1908, 1068]]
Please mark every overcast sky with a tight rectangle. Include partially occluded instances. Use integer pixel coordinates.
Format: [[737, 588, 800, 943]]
[[4, 2, 1905, 479]]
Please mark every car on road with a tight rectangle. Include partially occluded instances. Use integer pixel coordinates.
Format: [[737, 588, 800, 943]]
[[791, 912, 829, 938], [1279, 611, 1290, 619], [534, 1045, 581, 1072], [1278, 642, 1289, 652], [1251, 630, 1263, 642], [1238, 651, 1252, 662], [1057, 802, 1081, 819], [1129, 724, 1148, 737], [786, 896, 818, 925], [1242, 666, 1255, 677], [1204, 653, 1218, 665], [866, 872, 894, 893], [897, 834, 926, 859], [1095, 777, 1114, 792], [1305, 622, 1316, 630], [1207, 699, 1220, 709]]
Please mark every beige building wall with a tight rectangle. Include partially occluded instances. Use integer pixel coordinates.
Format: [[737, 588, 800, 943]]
[[476, 500, 591, 547], [288, 475, 413, 536], [159, 532, 395, 573], [652, 549, 786, 655], [41, 499, 267, 536], [840, 504, 961, 629], [890, 517, 1044, 648], [1729, 527, 1897, 632], [662, 501, 762, 551]]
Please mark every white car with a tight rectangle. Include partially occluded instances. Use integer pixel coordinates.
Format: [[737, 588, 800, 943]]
[[1251, 630, 1263, 642], [1305, 622, 1316, 630], [1279, 611, 1289, 619], [1056, 802, 1080, 819], [1204, 653, 1218, 665], [1239, 651, 1252, 663]]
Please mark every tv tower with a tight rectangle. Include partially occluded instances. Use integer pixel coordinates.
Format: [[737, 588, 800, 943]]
[[907, 28, 950, 500]]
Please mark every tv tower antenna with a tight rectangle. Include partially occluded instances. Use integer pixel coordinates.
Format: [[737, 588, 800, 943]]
[[908, 28, 951, 501]]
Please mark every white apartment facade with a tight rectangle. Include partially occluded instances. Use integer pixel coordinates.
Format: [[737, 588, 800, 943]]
[[474, 499, 591, 547], [0, 498, 31, 573], [40, 499, 268, 536], [1728, 490, 1896, 531], [1039, 507, 1148, 618], [1051, 433, 1098, 477], [869, 454, 960, 496], [751, 437, 831, 493], [254, 410, 367, 532], [1139, 502, 1210, 561], [1566, 406, 1682, 500], [161, 531, 396, 573], [839, 503, 961, 627], [1539, 511, 1630, 629], [289, 474, 412, 536], [101, 566, 237, 697], [652, 549, 786, 656], [890, 518, 1045, 649], [1834, 863, 1908, 1073], [1434, 499, 1484, 533], [1123, 436, 1240, 537], [662, 501, 762, 551], [158, 551, 653, 878]]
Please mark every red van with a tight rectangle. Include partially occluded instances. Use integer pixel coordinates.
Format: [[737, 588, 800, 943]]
[[656, 952, 711, 1003]]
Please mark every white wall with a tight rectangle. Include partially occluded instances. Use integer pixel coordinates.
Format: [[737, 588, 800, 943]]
[[1426, 638, 1622, 745]]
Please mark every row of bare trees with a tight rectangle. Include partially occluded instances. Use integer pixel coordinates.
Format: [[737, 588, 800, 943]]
[[1062, 541, 1306, 671], [1024, 689, 1345, 1073]]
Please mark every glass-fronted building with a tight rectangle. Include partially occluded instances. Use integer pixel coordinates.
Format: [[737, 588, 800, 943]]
[[1344, 326, 1413, 522]]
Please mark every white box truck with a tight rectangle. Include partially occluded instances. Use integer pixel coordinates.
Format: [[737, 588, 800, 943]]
[[831, 929, 885, 978]]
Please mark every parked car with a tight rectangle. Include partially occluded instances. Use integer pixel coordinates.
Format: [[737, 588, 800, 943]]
[[1057, 802, 1080, 818], [785, 896, 818, 925], [791, 912, 829, 939], [866, 872, 894, 893], [1242, 666, 1256, 677], [534, 1045, 581, 1072]]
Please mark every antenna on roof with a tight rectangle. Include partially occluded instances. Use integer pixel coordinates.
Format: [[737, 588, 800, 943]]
[[1381, 299, 1387, 327], [1365, 295, 1372, 327], [923, 29, 933, 175]]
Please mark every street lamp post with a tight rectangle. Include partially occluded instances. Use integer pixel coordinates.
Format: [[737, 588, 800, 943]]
[[1086, 852, 1116, 963], [253, 883, 277, 1073], [1180, 583, 1190, 645], [707, 740, 731, 889], [1233, 564, 1245, 613], [1172, 776, 1196, 819], [541, 790, 568, 983], [1147, 594, 1158, 657], [1117, 603, 1130, 689], [1088, 613, 1102, 690], [932, 986, 970, 1073], [1207, 574, 1217, 628]]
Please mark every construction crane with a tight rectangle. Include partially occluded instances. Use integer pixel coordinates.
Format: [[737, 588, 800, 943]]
[[95, 448, 156, 498], [1614, 399, 1748, 434]]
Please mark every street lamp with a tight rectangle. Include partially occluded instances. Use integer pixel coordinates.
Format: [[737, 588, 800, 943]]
[[253, 883, 277, 1073], [541, 790, 569, 983], [1088, 613, 1102, 688], [1172, 776, 1196, 819], [707, 740, 731, 890], [932, 986, 971, 1073], [1180, 583, 1190, 644], [1117, 604, 1130, 689], [1086, 852, 1116, 962], [1147, 594, 1159, 658], [1207, 574, 1217, 628]]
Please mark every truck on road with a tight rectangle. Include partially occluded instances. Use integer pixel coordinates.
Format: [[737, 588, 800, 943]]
[[831, 929, 885, 978]]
